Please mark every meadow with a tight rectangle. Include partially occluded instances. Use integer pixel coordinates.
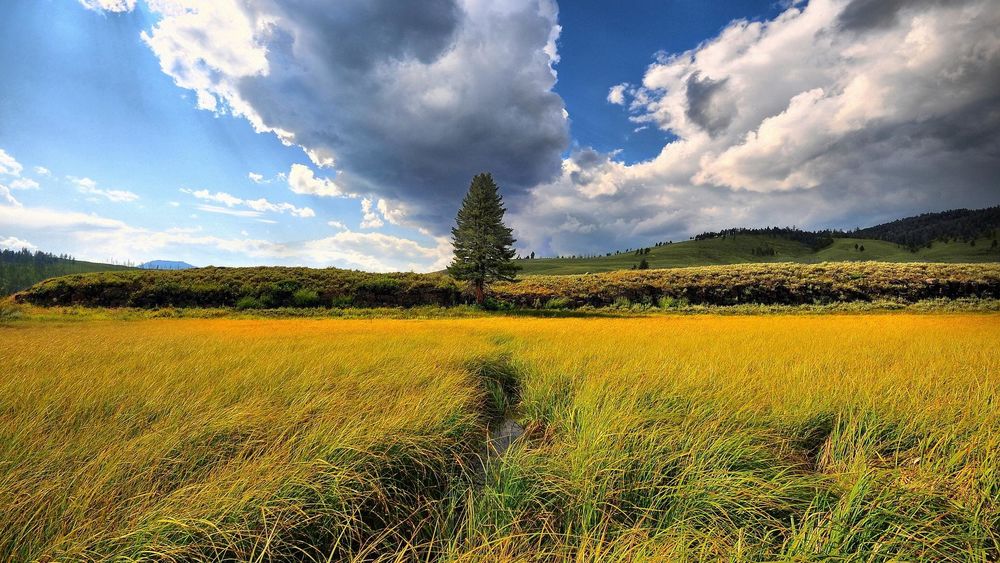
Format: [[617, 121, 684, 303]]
[[2, 313, 998, 561], [516, 235, 1000, 275]]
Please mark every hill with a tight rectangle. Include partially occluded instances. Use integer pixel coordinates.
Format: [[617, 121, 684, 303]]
[[517, 234, 1000, 275], [853, 206, 1000, 250], [0, 249, 131, 296], [14, 262, 1000, 309], [139, 260, 194, 270], [517, 207, 1000, 275]]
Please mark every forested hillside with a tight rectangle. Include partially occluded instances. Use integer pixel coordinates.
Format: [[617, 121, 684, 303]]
[[0, 249, 130, 296], [853, 206, 1000, 250]]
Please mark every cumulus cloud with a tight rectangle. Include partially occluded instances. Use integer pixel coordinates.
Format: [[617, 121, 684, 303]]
[[180, 188, 314, 218], [607, 83, 627, 105], [286, 164, 348, 197], [69, 176, 140, 202], [360, 197, 384, 229], [33, 166, 51, 177], [514, 0, 1000, 255], [0, 235, 36, 251], [248, 172, 265, 183], [108, 0, 567, 231]]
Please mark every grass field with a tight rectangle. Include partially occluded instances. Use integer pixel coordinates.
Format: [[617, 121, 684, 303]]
[[517, 235, 1000, 275], [2, 313, 998, 560]]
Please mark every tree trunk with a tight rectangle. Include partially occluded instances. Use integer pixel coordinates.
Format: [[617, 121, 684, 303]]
[[474, 281, 485, 305]]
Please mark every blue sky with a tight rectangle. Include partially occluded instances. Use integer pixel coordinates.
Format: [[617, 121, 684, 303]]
[[1, 0, 997, 269]]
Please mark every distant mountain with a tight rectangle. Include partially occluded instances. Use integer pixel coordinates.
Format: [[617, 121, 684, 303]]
[[139, 260, 194, 270]]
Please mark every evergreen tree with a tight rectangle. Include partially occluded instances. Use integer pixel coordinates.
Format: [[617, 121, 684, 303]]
[[447, 173, 519, 305]]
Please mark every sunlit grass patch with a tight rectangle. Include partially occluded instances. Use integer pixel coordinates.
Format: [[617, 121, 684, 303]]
[[1, 314, 997, 560]]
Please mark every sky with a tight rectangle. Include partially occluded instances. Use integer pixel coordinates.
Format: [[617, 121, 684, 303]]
[[1, 0, 998, 271]]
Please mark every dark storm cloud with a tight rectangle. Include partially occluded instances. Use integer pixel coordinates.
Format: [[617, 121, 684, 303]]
[[837, 0, 946, 32], [142, 0, 568, 231]]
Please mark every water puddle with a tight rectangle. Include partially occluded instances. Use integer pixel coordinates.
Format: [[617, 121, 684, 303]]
[[486, 417, 525, 458]]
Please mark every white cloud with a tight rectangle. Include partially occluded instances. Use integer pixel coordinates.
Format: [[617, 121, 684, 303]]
[[0, 185, 21, 207], [248, 172, 265, 183], [607, 83, 627, 105], [0, 202, 449, 272], [33, 166, 51, 177], [183, 188, 242, 207], [287, 163, 347, 197], [68, 176, 139, 202], [0, 236, 36, 251], [78, 0, 136, 12], [513, 0, 1000, 256], [327, 220, 346, 230], [360, 197, 383, 229], [195, 204, 263, 218], [376, 198, 407, 225], [0, 149, 23, 177], [9, 178, 40, 191], [181, 188, 314, 218]]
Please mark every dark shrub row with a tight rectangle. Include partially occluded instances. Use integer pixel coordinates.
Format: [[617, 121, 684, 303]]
[[14, 262, 1000, 309], [15, 267, 463, 308], [491, 262, 1000, 307]]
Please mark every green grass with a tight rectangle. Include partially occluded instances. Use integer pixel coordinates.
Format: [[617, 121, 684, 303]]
[[517, 235, 1000, 275]]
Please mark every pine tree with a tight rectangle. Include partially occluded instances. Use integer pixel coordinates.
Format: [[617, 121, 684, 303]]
[[447, 173, 519, 305]]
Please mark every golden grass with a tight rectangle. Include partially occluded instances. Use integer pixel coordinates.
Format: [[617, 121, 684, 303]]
[[2, 314, 998, 560]]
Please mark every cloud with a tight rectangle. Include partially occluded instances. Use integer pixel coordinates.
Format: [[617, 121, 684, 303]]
[[122, 0, 567, 232], [0, 236, 36, 251], [327, 220, 346, 230], [0, 185, 21, 207], [181, 188, 315, 218], [0, 202, 449, 272], [513, 0, 1000, 256], [68, 176, 140, 202], [248, 172, 265, 183], [78, 0, 136, 12], [286, 164, 347, 197], [33, 166, 51, 177], [360, 197, 383, 229], [10, 178, 40, 190], [607, 83, 627, 105], [0, 149, 23, 177]]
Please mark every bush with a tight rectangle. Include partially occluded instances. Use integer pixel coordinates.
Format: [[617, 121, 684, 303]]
[[291, 289, 321, 308], [0, 299, 22, 320], [657, 296, 689, 309], [543, 297, 571, 309], [331, 295, 354, 308], [235, 296, 265, 310]]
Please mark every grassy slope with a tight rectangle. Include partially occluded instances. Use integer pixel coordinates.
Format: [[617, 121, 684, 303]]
[[2, 315, 998, 560], [517, 235, 1000, 275], [0, 258, 131, 295]]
